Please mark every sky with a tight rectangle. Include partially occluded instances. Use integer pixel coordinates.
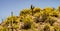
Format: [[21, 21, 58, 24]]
[[0, 0, 60, 23]]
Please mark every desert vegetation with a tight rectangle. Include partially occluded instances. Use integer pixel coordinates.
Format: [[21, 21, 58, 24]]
[[0, 5, 60, 31]]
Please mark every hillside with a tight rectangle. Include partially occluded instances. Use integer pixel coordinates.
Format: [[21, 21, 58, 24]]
[[0, 5, 60, 31]]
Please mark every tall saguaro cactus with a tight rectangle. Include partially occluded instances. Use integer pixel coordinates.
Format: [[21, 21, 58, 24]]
[[11, 11, 14, 31], [1, 18, 3, 23], [11, 11, 13, 16], [31, 5, 35, 16]]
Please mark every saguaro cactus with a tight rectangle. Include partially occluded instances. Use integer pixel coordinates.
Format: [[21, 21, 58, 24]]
[[31, 5, 35, 16], [11, 11, 14, 31]]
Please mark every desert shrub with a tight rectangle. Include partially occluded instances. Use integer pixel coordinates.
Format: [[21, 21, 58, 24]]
[[5, 16, 18, 24], [43, 24, 50, 31], [13, 24, 19, 29], [34, 11, 48, 23], [21, 15, 33, 29], [53, 25, 60, 31], [20, 9, 30, 16], [19, 16, 25, 22], [41, 11, 48, 23], [33, 7, 41, 13], [46, 17, 56, 26], [0, 27, 7, 31], [34, 13, 40, 17], [22, 22, 31, 30], [50, 10, 59, 17], [34, 16, 40, 23]]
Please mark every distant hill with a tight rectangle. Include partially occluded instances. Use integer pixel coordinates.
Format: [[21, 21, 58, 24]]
[[0, 5, 60, 31]]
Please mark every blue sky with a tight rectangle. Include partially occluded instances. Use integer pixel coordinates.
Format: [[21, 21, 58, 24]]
[[0, 0, 60, 23]]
